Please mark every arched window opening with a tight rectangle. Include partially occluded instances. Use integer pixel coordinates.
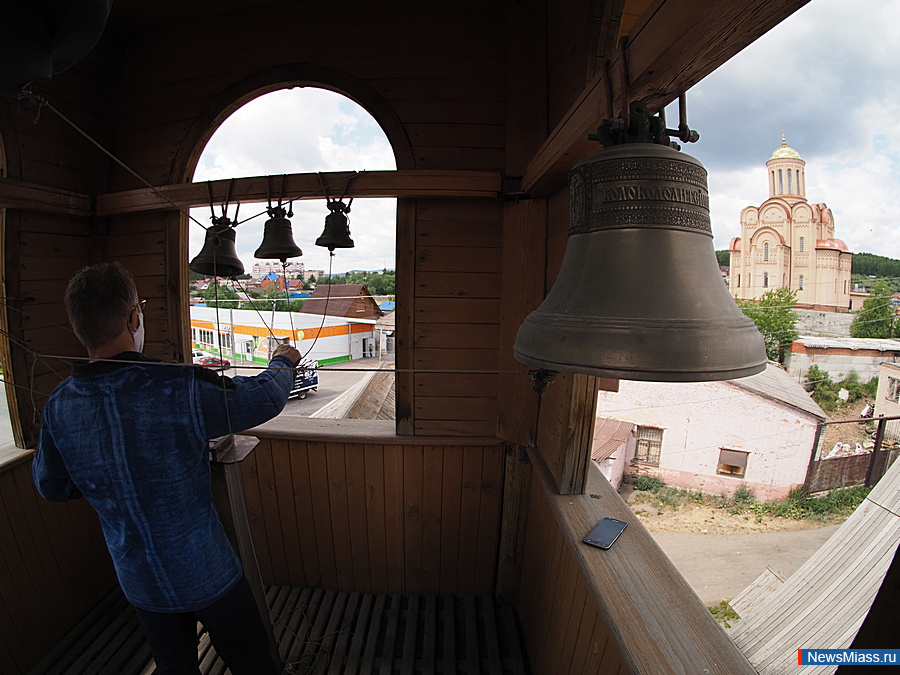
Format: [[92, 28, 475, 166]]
[[763, 272, 769, 288], [787, 169, 792, 194], [764, 242, 769, 261], [737, 274, 741, 288], [0, 133, 22, 455], [778, 169, 783, 194], [799, 275, 805, 290], [799, 236, 805, 252], [771, 171, 775, 195], [187, 87, 398, 420]]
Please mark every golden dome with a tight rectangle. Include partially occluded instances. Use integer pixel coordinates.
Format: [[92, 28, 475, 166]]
[[770, 134, 802, 160]]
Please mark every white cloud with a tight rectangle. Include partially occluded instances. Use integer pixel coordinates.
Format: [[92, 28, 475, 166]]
[[687, 0, 900, 260], [190, 88, 396, 275]]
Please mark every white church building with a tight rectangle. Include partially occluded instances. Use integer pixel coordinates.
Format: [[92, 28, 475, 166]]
[[728, 138, 852, 312]]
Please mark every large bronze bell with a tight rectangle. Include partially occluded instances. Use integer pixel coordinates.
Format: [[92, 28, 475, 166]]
[[254, 206, 302, 261], [514, 142, 766, 382], [315, 201, 355, 251], [189, 218, 244, 277]]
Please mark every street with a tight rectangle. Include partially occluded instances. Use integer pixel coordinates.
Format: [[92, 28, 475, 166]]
[[222, 356, 391, 419]]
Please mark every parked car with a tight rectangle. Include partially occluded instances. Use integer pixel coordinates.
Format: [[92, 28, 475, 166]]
[[199, 356, 230, 370]]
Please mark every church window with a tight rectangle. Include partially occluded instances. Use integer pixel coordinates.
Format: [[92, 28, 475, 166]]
[[737, 274, 741, 288], [764, 272, 769, 288], [778, 169, 783, 194], [799, 275, 804, 290], [799, 236, 805, 252], [787, 169, 792, 193], [771, 171, 776, 194], [764, 242, 769, 261]]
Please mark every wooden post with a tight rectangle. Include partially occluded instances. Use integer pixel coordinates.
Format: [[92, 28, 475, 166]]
[[209, 434, 283, 673], [865, 417, 889, 487], [494, 443, 532, 605], [802, 421, 825, 493]]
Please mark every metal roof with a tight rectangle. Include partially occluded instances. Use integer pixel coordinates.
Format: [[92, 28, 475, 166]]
[[793, 336, 900, 352], [727, 363, 828, 421], [591, 417, 634, 462]]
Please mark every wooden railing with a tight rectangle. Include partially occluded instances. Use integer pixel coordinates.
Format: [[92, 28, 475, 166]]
[[517, 452, 757, 674], [241, 418, 505, 596], [3, 418, 761, 674]]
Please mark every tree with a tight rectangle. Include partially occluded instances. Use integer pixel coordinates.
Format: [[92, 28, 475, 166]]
[[203, 280, 239, 307], [737, 286, 800, 363], [850, 281, 896, 338]]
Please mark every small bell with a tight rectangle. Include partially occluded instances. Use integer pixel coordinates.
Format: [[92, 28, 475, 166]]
[[189, 218, 244, 277], [254, 206, 302, 261], [315, 201, 355, 251]]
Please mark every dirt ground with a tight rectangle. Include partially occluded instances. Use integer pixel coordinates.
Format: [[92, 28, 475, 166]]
[[630, 501, 841, 535], [819, 396, 877, 457], [621, 484, 847, 535], [619, 486, 845, 603]]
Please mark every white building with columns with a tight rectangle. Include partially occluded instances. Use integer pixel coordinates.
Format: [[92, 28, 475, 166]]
[[728, 138, 852, 311]]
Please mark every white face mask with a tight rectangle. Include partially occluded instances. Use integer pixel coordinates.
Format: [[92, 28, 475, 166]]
[[132, 309, 145, 353]]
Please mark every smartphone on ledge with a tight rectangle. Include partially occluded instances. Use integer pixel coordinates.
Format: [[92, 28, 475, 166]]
[[583, 517, 628, 550]]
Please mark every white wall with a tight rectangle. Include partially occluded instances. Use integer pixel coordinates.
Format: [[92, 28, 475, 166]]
[[596, 379, 819, 500], [596, 435, 636, 490]]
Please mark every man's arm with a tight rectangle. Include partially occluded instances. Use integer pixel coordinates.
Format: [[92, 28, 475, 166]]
[[33, 417, 83, 502], [198, 344, 301, 438]]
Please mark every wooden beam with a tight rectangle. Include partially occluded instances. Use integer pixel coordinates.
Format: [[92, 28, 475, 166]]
[[523, 0, 811, 195], [0, 178, 93, 217], [95, 170, 502, 216]]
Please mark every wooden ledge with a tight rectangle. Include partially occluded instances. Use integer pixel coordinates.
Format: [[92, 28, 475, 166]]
[[529, 451, 756, 673], [242, 417, 501, 447]]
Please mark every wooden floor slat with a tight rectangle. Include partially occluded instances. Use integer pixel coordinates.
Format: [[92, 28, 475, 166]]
[[27, 586, 529, 674]]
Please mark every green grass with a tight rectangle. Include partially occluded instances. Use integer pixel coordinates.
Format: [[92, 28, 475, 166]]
[[708, 599, 740, 628], [630, 477, 871, 520]]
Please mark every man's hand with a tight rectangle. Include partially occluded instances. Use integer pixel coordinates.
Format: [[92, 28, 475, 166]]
[[272, 344, 301, 366]]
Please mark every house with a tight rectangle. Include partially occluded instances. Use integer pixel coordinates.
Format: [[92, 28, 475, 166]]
[[299, 283, 383, 320], [259, 271, 286, 292], [190, 306, 377, 366], [592, 417, 637, 490], [3, 1, 889, 673], [785, 336, 900, 383], [595, 364, 828, 500]]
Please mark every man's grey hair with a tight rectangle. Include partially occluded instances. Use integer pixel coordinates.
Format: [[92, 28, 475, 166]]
[[65, 263, 139, 350]]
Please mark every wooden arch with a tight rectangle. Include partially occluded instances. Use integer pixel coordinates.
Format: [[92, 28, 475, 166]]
[[170, 63, 416, 186]]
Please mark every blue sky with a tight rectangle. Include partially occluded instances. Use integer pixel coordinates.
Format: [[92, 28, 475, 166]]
[[191, 0, 900, 275]]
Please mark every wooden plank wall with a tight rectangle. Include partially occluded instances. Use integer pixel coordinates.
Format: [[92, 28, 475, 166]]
[[0, 40, 120, 445], [240, 436, 504, 596], [0, 455, 117, 675], [517, 477, 626, 675], [411, 199, 502, 436]]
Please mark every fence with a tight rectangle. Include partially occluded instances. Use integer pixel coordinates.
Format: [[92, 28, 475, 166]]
[[803, 415, 900, 493]]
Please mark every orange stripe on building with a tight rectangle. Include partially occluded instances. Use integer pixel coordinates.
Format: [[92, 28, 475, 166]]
[[189, 319, 372, 341]]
